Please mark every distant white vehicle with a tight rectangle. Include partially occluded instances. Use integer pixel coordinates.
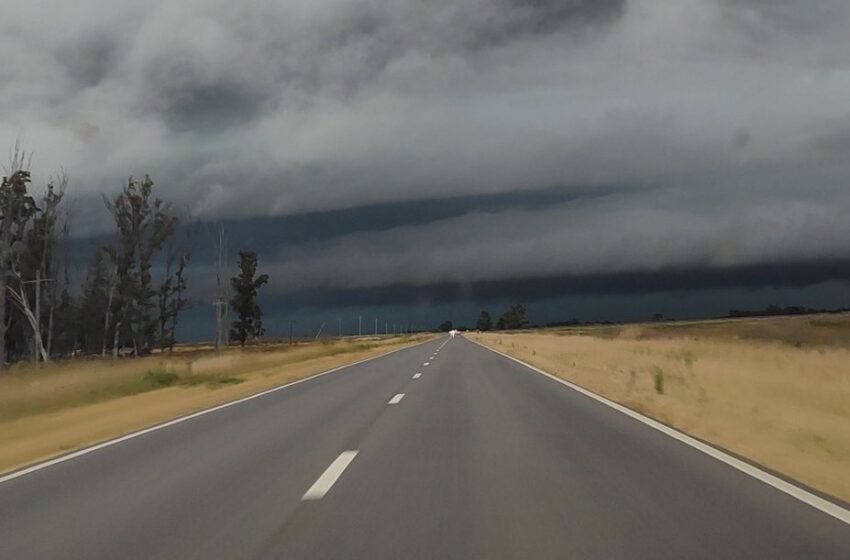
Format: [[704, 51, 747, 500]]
[[449, 329, 460, 338]]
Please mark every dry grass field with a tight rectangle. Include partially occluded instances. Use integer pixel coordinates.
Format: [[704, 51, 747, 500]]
[[0, 335, 431, 475], [471, 314, 850, 503]]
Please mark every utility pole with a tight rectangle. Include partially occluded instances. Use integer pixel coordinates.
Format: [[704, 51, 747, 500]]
[[213, 225, 229, 351], [375, 318, 378, 335], [337, 317, 342, 338], [385, 321, 388, 335], [21, 271, 54, 364], [358, 315, 362, 337], [289, 318, 294, 345]]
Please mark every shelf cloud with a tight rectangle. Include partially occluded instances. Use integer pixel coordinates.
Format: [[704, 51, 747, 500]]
[[4, 0, 850, 312]]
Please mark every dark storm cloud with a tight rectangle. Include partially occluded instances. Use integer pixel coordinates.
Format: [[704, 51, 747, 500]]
[[69, 183, 635, 276], [273, 259, 850, 309], [810, 119, 850, 157], [55, 35, 118, 89], [152, 76, 267, 133], [129, 0, 624, 132], [462, 0, 624, 49], [129, 0, 624, 130], [728, 0, 850, 34], [4, 0, 850, 303], [184, 183, 634, 254]]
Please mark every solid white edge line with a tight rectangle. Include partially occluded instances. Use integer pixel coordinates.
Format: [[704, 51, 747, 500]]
[[470, 338, 850, 526], [388, 393, 405, 405], [302, 450, 359, 500], [0, 338, 438, 485]]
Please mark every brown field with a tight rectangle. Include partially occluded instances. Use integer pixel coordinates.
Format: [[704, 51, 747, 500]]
[[471, 314, 850, 503], [0, 335, 432, 475]]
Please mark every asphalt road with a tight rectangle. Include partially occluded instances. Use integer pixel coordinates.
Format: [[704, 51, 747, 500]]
[[1, 335, 848, 559]]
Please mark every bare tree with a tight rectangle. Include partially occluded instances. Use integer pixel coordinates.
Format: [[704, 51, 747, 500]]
[[22, 175, 66, 362], [156, 243, 191, 352], [0, 145, 36, 369], [6, 269, 48, 362], [102, 281, 115, 358], [47, 216, 71, 357], [38, 174, 67, 358]]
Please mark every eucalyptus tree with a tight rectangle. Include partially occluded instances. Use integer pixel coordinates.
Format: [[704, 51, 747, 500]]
[[102, 175, 178, 356], [229, 250, 269, 346]]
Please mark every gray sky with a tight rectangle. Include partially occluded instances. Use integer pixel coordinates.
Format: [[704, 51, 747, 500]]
[[4, 0, 850, 325]]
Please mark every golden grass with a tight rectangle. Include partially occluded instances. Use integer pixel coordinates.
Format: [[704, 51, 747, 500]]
[[473, 318, 850, 502], [0, 335, 432, 475], [543, 313, 850, 348]]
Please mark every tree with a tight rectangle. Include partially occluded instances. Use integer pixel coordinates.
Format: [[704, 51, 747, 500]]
[[438, 320, 453, 332], [78, 249, 113, 354], [48, 213, 75, 358], [229, 250, 269, 346], [51, 284, 77, 357], [2, 177, 69, 364], [102, 175, 178, 356], [0, 147, 43, 367], [476, 310, 492, 331], [499, 304, 528, 330], [18, 177, 67, 362], [156, 249, 191, 351]]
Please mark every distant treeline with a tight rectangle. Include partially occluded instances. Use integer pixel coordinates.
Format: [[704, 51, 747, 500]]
[[726, 305, 850, 318], [439, 304, 531, 332], [539, 319, 616, 328], [453, 303, 850, 334]]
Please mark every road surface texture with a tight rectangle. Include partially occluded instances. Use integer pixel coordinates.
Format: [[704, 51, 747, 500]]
[[1, 336, 848, 559]]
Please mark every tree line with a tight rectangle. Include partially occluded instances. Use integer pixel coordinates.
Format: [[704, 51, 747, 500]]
[[0, 150, 268, 370], [476, 304, 528, 331], [438, 303, 529, 332]]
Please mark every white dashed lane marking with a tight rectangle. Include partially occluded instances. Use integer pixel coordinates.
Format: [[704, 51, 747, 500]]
[[302, 451, 359, 501]]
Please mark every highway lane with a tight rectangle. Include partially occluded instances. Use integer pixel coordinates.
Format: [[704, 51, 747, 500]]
[[1, 335, 848, 559]]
